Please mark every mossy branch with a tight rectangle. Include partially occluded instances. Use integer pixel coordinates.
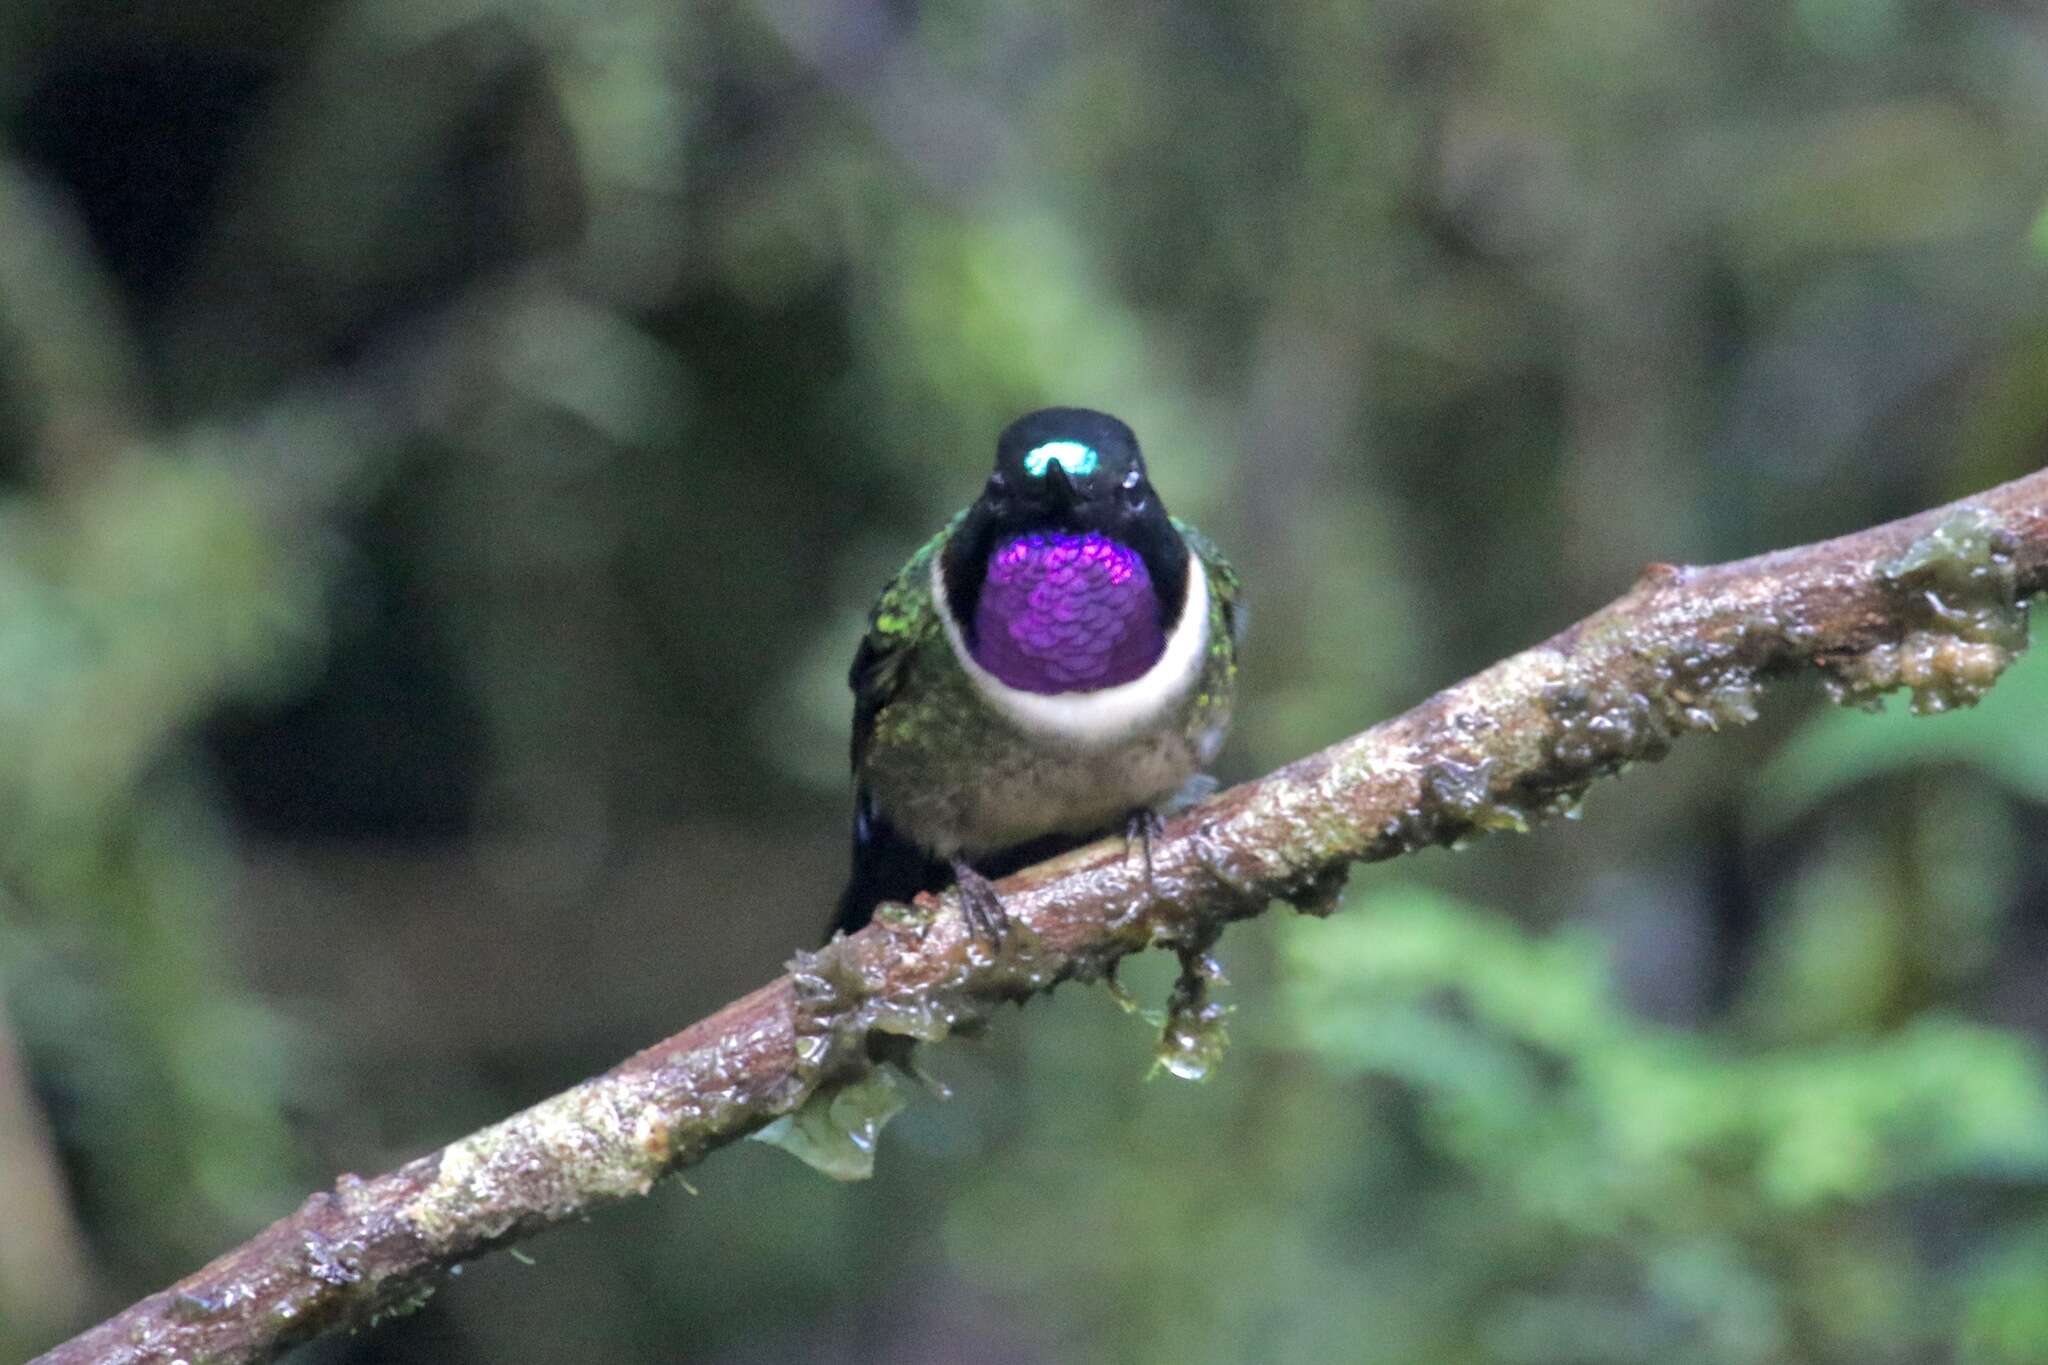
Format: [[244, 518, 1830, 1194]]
[[33, 468, 2048, 1365]]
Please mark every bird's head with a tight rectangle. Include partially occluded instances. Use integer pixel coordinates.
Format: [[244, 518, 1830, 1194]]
[[940, 407, 1191, 663], [977, 407, 1162, 540]]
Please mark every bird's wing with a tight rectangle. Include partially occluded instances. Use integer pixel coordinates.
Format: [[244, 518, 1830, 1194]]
[[836, 517, 962, 937], [848, 515, 958, 773], [1173, 516, 1244, 648]]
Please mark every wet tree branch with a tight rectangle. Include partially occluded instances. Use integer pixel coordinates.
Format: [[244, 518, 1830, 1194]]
[[34, 467, 2048, 1365]]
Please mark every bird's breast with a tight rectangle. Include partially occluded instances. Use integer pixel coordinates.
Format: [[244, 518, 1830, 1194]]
[[970, 531, 1165, 693], [930, 538, 1211, 751]]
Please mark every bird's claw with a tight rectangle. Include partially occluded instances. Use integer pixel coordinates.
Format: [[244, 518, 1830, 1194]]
[[1125, 807, 1167, 899], [950, 858, 1010, 945]]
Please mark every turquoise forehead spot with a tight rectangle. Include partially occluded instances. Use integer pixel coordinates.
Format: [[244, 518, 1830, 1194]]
[[1022, 440, 1099, 479]]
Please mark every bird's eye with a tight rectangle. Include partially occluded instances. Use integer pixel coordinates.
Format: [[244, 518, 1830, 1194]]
[[1121, 469, 1142, 489]]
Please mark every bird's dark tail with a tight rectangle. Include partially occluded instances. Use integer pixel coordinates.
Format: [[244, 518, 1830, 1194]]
[[828, 789, 950, 940]]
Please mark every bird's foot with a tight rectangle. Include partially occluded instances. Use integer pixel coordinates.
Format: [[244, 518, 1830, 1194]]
[[1124, 807, 1167, 901], [949, 858, 1010, 945]]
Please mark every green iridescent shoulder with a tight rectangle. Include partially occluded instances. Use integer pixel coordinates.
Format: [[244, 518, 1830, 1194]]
[[848, 511, 964, 769], [864, 512, 962, 645], [1173, 517, 1243, 641]]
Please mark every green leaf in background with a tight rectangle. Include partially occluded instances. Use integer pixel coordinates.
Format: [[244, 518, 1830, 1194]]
[[1961, 1222, 2048, 1365], [1752, 643, 2048, 832], [1278, 883, 2048, 1362]]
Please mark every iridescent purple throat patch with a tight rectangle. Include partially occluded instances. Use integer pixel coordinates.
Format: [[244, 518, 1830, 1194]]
[[971, 532, 1166, 694]]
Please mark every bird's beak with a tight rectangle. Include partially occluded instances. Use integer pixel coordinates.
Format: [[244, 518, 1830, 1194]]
[[1041, 462, 1076, 506]]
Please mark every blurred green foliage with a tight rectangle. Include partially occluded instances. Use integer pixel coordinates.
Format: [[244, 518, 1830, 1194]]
[[2, 0, 2048, 1362], [1280, 885, 2048, 1364]]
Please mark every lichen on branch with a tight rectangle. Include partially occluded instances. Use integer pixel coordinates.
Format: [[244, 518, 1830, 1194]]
[[33, 470, 2048, 1365]]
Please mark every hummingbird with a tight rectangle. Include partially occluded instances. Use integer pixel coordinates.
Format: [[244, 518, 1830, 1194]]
[[830, 407, 1242, 940]]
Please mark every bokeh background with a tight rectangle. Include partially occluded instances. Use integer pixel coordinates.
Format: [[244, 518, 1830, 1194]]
[[8, 2, 2048, 1362]]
